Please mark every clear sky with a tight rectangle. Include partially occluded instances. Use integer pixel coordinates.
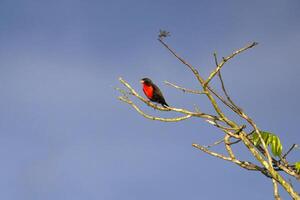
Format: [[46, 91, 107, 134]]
[[0, 0, 299, 199]]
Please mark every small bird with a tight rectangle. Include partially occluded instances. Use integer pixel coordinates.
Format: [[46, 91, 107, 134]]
[[140, 78, 169, 107]]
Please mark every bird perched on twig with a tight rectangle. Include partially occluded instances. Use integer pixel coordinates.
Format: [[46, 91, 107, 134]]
[[140, 78, 169, 107]]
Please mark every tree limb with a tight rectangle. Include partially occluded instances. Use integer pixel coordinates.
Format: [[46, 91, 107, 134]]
[[119, 96, 192, 122]]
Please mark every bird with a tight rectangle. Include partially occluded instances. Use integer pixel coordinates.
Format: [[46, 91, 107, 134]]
[[140, 77, 169, 107]]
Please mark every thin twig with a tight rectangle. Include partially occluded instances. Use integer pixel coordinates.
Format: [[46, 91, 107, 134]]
[[164, 81, 206, 95], [158, 38, 205, 85], [217, 70, 242, 113], [203, 138, 224, 148], [192, 143, 269, 174], [207, 85, 240, 113], [206, 120, 244, 131], [227, 129, 253, 145], [192, 143, 232, 161], [282, 144, 297, 159]]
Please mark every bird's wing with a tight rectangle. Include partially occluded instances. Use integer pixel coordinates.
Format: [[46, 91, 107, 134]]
[[152, 84, 164, 98], [152, 83, 169, 107]]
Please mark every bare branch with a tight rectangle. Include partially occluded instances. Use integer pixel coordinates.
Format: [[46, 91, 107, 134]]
[[192, 143, 266, 172], [119, 96, 192, 122], [272, 179, 281, 200], [192, 143, 232, 161], [164, 81, 206, 95], [224, 134, 235, 159], [204, 42, 258, 88], [217, 70, 242, 113], [206, 120, 245, 131], [158, 38, 205, 85], [282, 144, 297, 159], [206, 85, 240, 113], [203, 138, 224, 148], [205, 120, 245, 139], [203, 128, 244, 148], [227, 129, 254, 146]]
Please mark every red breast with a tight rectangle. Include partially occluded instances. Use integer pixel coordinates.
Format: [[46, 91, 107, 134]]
[[142, 84, 154, 99]]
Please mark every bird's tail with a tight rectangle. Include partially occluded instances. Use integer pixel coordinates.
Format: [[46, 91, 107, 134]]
[[162, 102, 169, 108]]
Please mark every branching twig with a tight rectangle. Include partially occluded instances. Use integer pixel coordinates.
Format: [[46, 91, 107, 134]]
[[214, 51, 242, 113], [227, 129, 254, 146], [224, 134, 235, 159], [205, 120, 245, 139], [159, 38, 237, 127], [203, 125, 246, 148], [204, 42, 258, 88]]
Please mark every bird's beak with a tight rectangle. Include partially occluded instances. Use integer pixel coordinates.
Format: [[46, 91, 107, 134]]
[[140, 80, 144, 84]]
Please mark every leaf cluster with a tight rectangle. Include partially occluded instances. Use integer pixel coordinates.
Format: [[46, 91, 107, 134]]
[[251, 131, 283, 157]]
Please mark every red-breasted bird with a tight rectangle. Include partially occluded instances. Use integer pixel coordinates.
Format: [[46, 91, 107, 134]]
[[140, 78, 169, 107]]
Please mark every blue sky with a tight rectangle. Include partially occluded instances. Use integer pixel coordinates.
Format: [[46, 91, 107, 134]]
[[0, 0, 299, 199]]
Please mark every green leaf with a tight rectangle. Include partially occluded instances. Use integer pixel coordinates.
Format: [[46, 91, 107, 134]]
[[295, 162, 300, 174], [251, 131, 283, 157], [252, 132, 260, 146]]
